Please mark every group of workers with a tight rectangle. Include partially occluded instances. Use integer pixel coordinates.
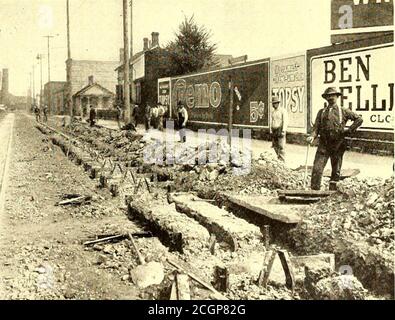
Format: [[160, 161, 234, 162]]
[[33, 85, 362, 192], [33, 104, 49, 123]]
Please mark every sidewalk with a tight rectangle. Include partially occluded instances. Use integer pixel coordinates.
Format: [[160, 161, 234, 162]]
[[99, 119, 394, 179]]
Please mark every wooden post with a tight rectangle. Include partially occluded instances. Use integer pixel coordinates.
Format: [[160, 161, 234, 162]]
[[123, 0, 131, 124], [277, 250, 296, 291], [228, 78, 233, 146]]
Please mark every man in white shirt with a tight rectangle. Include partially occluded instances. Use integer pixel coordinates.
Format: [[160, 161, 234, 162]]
[[270, 96, 288, 162], [177, 101, 188, 143]]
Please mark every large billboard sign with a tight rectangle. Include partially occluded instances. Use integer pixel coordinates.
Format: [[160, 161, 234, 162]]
[[271, 55, 307, 133], [310, 44, 394, 132], [170, 61, 270, 128], [331, 0, 394, 30]]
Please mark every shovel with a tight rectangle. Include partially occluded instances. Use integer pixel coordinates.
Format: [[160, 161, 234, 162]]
[[128, 233, 164, 288], [303, 144, 310, 190]]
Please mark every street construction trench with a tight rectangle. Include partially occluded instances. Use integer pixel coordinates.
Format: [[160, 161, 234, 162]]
[[33, 116, 394, 300]]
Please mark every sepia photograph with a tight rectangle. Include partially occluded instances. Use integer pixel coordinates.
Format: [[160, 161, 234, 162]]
[[0, 0, 394, 308]]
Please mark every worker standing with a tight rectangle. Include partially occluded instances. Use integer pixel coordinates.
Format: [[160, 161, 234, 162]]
[[116, 103, 123, 129], [34, 104, 41, 122], [89, 105, 97, 127], [177, 101, 188, 143], [43, 105, 49, 123], [144, 104, 151, 131], [307, 87, 363, 191], [270, 96, 288, 162]]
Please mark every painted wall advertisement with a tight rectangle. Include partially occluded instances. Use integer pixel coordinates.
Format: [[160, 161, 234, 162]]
[[158, 80, 170, 106], [310, 44, 394, 132], [271, 55, 306, 133], [170, 61, 270, 127]]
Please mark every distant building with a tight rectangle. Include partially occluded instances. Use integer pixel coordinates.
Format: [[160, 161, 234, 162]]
[[115, 32, 172, 113], [73, 75, 115, 118], [43, 81, 67, 114], [63, 59, 119, 116]]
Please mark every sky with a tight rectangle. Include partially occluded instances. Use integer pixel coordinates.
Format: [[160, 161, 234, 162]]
[[0, 0, 331, 96]]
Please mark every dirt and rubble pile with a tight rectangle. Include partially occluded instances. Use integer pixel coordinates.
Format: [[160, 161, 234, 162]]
[[176, 152, 309, 194], [304, 265, 367, 300], [290, 176, 394, 254]]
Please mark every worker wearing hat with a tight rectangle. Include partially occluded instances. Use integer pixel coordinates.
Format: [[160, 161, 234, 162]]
[[177, 101, 188, 143], [270, 96, 288, 162], [307, 87, 363, 190]]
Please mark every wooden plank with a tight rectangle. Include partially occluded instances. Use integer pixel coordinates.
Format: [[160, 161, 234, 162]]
[[277, 250, 296, 291], [294, 166, 361, 179], [278, 190, 336, 198], [167, 258, 228, 300], [169, 280, 178, 300], [176, 274, 191, 300], [227, 195, 302, 224], [258, 250, 277, 287]]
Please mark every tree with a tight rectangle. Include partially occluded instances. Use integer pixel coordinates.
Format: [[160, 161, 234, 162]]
[[166, 16, 217, 76]]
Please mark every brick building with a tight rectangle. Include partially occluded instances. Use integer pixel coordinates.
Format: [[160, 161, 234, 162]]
[[43, 81, 67, 114], [116, 32, 172, 117]]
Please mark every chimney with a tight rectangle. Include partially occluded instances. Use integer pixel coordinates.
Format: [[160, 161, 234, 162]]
[[88, 75, 94, 85], [143, 38, 149, 51], [119, 48, 125, 64], [2, 69, 9, 94], [151, 32, 159, 48]]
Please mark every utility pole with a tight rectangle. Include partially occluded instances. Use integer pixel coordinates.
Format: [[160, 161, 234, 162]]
[[130, 0, 133, 58], [44, 35, 55, 115], [123, 0, 131, 123], [32, 64, 36, 105], [129, 0, 135, 104], [228, 77, 234, 146], [66, 0, 72, 117], [37, 54, 43, 107], [44, 35, 55, 82]]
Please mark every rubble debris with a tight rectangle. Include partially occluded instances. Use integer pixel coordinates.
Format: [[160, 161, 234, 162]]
[[171, 194, 262, 249], [128, 200, 211, 254], [304, 264, 367, 300], [167, 258, 228, 300], [128, 233, 165, 289]]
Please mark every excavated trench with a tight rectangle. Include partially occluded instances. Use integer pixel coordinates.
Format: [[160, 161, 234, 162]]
[[34, 121, 392, 299]]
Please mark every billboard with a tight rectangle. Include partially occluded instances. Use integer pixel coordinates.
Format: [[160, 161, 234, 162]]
[[331, 0, 394, 30], [158, 79, 171, 106], [170, 60, 270, 128], [310, 43, 394, 132], [271, 54, 307, 133]]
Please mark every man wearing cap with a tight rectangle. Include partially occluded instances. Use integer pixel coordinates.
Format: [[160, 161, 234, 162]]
[[177, 101, 188, 143], [307, 87, 363, 190], [270, 96, 288, 162]]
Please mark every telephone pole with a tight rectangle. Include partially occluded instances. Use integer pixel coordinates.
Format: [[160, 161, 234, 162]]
[[123, 0, 131, 123], [32, 64, 36, 105], [44, 35, 55, 82], [44, 35, 55, 114], [37, 54, 43, 107], [130, 0, 133, 58], [130, 0, 135, 104], [66, 0, 72, 117]]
